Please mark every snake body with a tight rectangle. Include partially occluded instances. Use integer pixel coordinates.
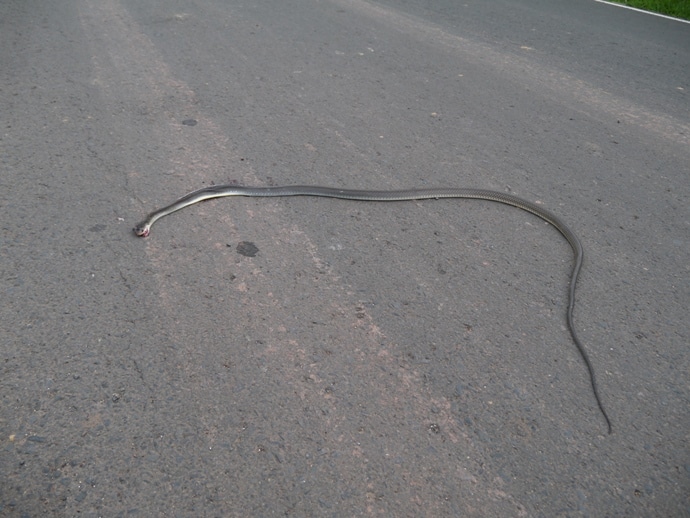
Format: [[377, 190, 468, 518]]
[[134, 184, 611, 434]]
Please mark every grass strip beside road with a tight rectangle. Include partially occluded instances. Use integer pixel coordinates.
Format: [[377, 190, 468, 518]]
[[609, 0, 690, 19]]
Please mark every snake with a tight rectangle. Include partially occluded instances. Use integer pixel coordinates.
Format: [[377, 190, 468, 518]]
[[134, 184, 612, 434]]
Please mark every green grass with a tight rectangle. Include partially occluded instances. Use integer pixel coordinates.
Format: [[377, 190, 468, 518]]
[[609, 0, 690, 19]]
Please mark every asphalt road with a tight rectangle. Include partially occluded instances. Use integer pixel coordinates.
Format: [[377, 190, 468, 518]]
[[1, 0, 688, 515]]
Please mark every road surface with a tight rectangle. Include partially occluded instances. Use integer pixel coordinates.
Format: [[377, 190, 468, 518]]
[[1, 0, 688, 515]]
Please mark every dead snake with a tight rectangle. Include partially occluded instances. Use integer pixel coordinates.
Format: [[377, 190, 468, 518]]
[[134, 184, 612, 434]]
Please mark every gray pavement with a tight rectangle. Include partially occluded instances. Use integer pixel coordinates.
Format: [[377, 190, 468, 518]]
[[1, 0, 688, 515]]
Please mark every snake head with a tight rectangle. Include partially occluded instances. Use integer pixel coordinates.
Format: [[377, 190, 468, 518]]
[[133, 224, 150, 237]]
